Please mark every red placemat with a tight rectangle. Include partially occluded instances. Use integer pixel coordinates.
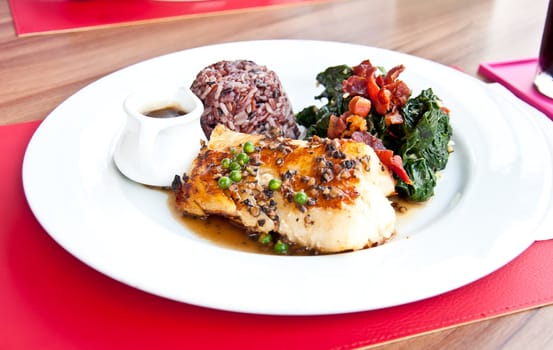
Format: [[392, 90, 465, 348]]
[[478, 58, 553, 121], [2, 120, 553, 349], [7, 0, 328, 36]]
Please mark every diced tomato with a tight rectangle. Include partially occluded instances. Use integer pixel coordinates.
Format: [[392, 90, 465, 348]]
[[366, 68, 391, 115], [366, 68, 380, 102], [375, 149, 412, 184]]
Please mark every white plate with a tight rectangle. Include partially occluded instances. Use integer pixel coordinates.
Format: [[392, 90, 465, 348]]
[[22, 40, 553, 315]]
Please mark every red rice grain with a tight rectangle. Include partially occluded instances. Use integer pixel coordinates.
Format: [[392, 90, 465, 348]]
[[190, 60, 300, 139]]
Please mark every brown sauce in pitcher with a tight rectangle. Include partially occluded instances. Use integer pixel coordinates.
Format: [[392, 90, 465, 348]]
[[145, 105, 187, 118]]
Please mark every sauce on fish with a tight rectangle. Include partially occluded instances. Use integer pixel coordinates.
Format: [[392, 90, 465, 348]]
[[166, 191, 421, 255]]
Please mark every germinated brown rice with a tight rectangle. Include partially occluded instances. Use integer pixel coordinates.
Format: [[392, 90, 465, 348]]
[[191, 60, 300, 139]]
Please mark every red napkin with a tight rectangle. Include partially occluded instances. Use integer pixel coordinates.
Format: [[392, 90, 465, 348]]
[[8, 0, 325, 36], [2, 120, 553, 349], [478, 58, 553, 121]]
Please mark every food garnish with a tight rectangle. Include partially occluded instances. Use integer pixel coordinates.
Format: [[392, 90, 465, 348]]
[[296, 59, 453, 201]]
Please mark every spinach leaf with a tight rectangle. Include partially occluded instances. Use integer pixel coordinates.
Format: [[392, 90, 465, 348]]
[[296, 105, 330, 137], [394, 88, 453, 201], [314, 64, 352, 105], [400, 89, 452, 170], [295, 66, 453, 202], [395, 158, 437, 201], [296, 65, 353, 137]]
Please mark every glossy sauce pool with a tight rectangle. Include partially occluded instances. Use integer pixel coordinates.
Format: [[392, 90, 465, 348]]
[[166, 191, 276, 254], [166, 190, 425, 255]]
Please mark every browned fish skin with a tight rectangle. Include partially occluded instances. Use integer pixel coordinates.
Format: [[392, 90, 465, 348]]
[[173, 125, 396, 253]]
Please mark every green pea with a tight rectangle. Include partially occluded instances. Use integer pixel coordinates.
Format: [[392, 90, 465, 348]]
[[221, 158, 232, 169], [235, 152, 250, 165], [229, 161, 241, 171], [218, 176, 231, 189], [274, 240, 288, 254], [258, 233, 272, 245], [294, 191, 308, 205], [229, 169, 242, 182], [268, 178, 282, 191], [243, 141, 255, 154]]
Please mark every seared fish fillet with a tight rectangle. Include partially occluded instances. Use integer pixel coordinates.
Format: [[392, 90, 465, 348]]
[[173, 124, 396, 253]]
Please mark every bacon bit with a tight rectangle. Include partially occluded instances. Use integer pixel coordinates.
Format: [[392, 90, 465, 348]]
[[330, 58, 414, 185], [352, 59, 373, 77], [390, 80, 410, 107], [351, 131, 385, 150], [383, 64, 405, 84], [342, 75, 367, 96], [348, 96, 371, 117], [327, 114, 347, 139], [344, 61, 410, 116], [384, 110, 404, 126]]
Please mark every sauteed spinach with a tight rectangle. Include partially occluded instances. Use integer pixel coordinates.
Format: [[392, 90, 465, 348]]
[[296, 64, 453, 202]]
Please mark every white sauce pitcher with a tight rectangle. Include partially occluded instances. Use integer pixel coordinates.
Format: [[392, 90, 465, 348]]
[[113, 85, 204, 187]]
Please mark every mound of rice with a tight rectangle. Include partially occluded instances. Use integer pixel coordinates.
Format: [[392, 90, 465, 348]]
[[190, 60, 300, 139]]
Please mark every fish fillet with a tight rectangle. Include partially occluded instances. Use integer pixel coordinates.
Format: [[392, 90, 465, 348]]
[[172, 124, 397, 253]]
